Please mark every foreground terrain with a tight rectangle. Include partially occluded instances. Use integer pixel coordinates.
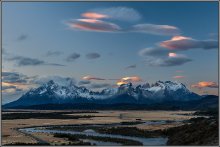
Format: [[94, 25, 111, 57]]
[[2, 110, 218, 146]]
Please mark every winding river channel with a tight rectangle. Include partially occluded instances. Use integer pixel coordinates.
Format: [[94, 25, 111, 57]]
[[19, 121, 169, 146]]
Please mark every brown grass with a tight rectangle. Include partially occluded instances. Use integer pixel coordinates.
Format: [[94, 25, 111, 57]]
[[2, 110, 195, 145]]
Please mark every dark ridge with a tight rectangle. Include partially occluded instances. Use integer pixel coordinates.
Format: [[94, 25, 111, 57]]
[[3, 95, 218, 111]]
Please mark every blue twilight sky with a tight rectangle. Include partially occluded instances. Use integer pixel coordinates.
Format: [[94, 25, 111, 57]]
[[2, 2, 219, 103]]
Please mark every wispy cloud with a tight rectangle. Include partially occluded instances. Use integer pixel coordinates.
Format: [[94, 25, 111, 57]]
[[9, 56, 44, 66], [17, 34, 28, 41], [82, 75, 106, 81], [2, 71, 37, 103], [66, 53, 80, 62], [82, 75, 119, 81], [160, 36, 218, 50], [2, 84, 23, 94], [125, 64, 136, 69], [86, 53, 101, 59], [2, 71, 29, 84], [191, 81, 218, 89], [150, 55, 192, 67], [139, 47, 168, 57], [7, 56, 65, 66], [47, 63, 65, 66], [91, 7, 141, 22], [2, 85, 17, 90], [132, 24, 180, 36], [139, 47, 192, 67]]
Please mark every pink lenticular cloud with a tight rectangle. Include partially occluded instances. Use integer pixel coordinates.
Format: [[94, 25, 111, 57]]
[[160, 36, 196, 50], [82, 12, 109, 19], [173, 76, 185, 79], [170, 36, 191, 41], [191, 81, 219, 89], [121, 76, 142, 82], [168, 52, 188, 58], [82, 75, 106, 81], [168, 52, 177, 57], [160, 36, 218, 50], [67, 19, 121, 32], [117, 76, 142, 86], [77, 19, 100, 23]]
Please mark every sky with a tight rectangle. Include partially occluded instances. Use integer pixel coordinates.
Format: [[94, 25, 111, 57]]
[[2, 1, 219, 104]]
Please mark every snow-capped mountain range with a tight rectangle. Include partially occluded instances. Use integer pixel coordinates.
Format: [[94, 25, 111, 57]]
[[4, 80, 202, 108]]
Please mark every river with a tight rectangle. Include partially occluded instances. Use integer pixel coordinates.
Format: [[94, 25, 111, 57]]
[[19, 125, 168, 146]]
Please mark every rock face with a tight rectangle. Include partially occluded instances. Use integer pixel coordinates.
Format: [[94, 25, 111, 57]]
[[4, 80, 202, 108]]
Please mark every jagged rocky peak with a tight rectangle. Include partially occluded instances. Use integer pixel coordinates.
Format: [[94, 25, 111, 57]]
[[101, 87, 118, 95], [142, 83, 150, 88], [46, 80, 55, 85], [4, 80, 202, 108], [44, 80, 57, 89], [151, 80, 187, 89]]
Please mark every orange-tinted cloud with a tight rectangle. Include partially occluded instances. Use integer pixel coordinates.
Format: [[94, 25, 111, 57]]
[[67, 19, 120, 32], [173, 76, 185, 79], [116, 76, 142, 86], [116, 81, 127, 86], [160, 36, 194, 50], [191, 81, 218, 89], [168, 52, 177, 57], [121, 76, 142, 82], [82, 75, 106, 81], [2, 81, 30, 93], [170, 36, 191, 41], [160, 36, 218, 50], [125, 64, 136, 69], [82, 12, 109, 19], [168, 52, 187, 58]]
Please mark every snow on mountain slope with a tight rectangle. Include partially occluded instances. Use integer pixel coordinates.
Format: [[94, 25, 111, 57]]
[[28, 80, 112, 100], [32, 80, 199, 101], [4, 80, 202, 107]]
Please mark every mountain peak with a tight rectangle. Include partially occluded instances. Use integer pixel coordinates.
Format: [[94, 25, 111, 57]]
[[46, 80, 55, 86], [4, 80, 202, 108]]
